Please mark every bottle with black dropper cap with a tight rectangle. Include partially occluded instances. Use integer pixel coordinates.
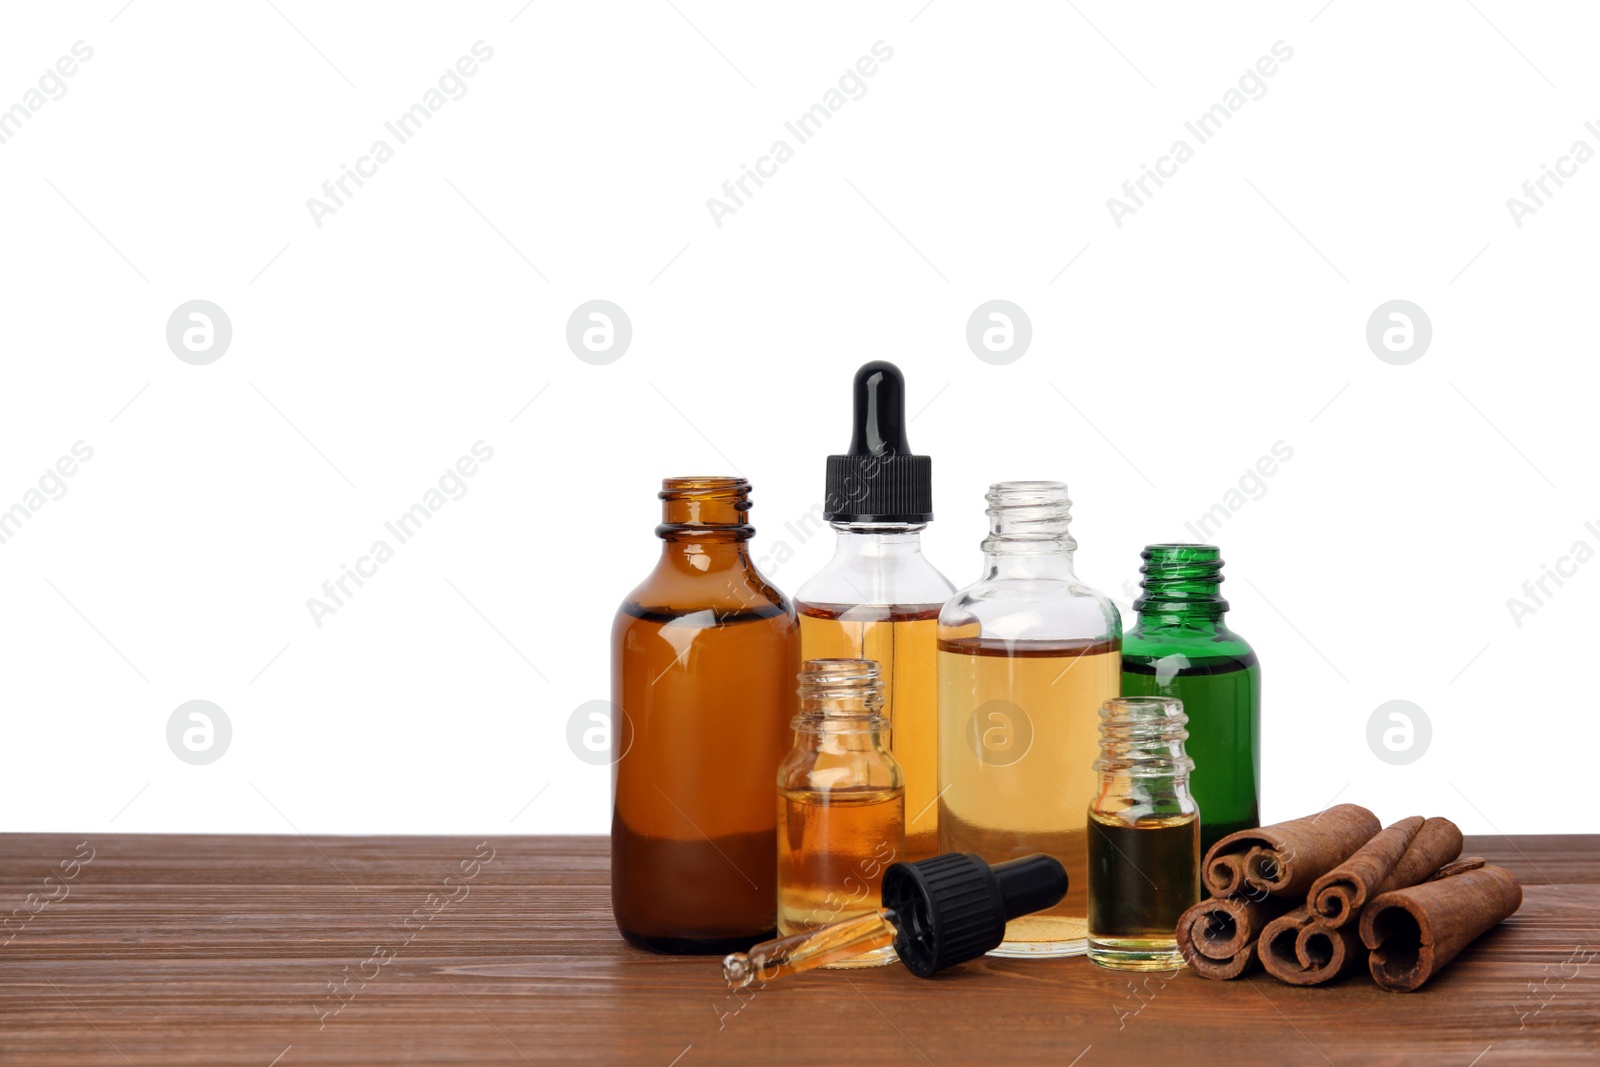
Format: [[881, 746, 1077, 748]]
[[722, 852, 1067, 986], [796, 361, 954, 862]]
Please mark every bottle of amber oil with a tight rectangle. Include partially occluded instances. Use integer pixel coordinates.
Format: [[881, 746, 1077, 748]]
[[611, 476, 799, 954], [797, 361, 953, 862], [777, 658, 906, 968], [1087, 696, 1200, 971], [937, 480, 1122, 957]]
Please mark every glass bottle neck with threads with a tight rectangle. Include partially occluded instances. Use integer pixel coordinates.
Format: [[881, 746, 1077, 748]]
[[1093, 695, 1196, 816], [1094, 696, 1194, 780], [1132, 543, 1228, 632], [655, 476, 754, 570], [793, 658, 891, 752], [980, 481, 1077, 581]]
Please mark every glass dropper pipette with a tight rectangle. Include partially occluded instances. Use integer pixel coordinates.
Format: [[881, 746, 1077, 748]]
[[723, 852, 1067, 987]]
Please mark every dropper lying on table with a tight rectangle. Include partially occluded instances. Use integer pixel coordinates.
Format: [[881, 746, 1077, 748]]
[[724, 852, 1067, 987]]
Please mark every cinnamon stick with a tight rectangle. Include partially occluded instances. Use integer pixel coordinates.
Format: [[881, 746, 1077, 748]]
[[1358, 863, 1523, 992], [1202, 804, 1382, 899], [1308, 816, 1463, 928], [1175, 895, 1297, 979], [1259, 908, 1366, 986]]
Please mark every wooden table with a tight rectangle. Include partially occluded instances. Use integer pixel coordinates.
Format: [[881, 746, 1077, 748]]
[[1, 834, 1595, 1065]]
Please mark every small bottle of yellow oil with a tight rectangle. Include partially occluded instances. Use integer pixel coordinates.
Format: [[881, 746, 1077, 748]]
[[777, 659, 906, 968], [1087, 696, 1200, 971]]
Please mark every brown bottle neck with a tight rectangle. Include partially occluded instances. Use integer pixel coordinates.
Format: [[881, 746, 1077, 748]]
[[656, 522, 754, 544], [655, 476, 755, 569], [655, 539, 753, 576]]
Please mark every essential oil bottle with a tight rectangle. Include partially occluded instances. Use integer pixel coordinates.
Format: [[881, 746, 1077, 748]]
[[776, 658, 906, 968], [936, 481, 1122, 957], [1120, 544, 1260, 854], [1087, 696, 1200, 971], [796, 362, 953, 861], [611, 477, 799, 954]]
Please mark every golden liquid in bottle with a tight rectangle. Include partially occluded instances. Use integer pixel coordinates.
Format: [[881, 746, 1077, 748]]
[[936, 636, 1121, 957], [612, 601, 797, 953], [1087, 810, 1199, 970], [777, 785, 905, 968], [797, 604, 941, 860]]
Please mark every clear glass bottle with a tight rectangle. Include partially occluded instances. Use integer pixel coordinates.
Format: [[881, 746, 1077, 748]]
[[1087, 696, 1200, 970], [777, 658, 905, 968], [611, 476, 799, 954], [936, 480, 1122, 957], [1120, 544, 1260, 855], [797, 361, 953, 862]]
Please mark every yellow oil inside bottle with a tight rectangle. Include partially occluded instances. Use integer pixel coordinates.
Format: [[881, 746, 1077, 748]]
[[937, 635, 1121, 957], [777, 785, 904, 968], [798, 604, 940, 860]]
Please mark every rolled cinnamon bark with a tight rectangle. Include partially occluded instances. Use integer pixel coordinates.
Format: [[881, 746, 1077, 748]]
[[1202, 804, 1382, 899], [1176, 895, 1297, 979], [1380, 818, 1465, 891], [1257, 908, 1314, 982], [1307, 816, 1423, 926], [1259, 908, 1366, 985], [1294, 918, 1366, 983], [1204, 853, 1251, 898], [1308, 816, 1463, 928], [1196, 940, 1261, 980], [1359, 863, 1523, 992]]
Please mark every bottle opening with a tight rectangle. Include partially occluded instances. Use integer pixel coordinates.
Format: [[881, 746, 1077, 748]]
[[657, 476, 753, 540], [1134, 543, 1227, 615], [989, 479, 1069, 495], [982, 481, 1075, 554], [1094, 696, 1193, 774], [796, 657, 885, 721]]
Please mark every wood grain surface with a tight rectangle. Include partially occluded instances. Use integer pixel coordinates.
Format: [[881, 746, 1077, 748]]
[[1, 833, 1596, 1065]]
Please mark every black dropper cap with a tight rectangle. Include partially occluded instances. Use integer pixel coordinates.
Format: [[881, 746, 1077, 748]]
[[823, 361, 934, 524], [880, 853, 1067, 978]]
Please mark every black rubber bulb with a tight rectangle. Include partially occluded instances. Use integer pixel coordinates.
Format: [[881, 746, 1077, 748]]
[[847, 360, 912, 458]]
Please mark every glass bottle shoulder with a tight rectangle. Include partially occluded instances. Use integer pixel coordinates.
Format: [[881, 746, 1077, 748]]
[[777, 735, 904, 793], [615, 548, 796, 632], [1122, 617, 1256, 668], [938, 572, 1122, 646], [795, 526, 954, 613]]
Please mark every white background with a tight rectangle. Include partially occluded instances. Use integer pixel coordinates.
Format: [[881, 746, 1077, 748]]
[[2, 1, 1594, 837]]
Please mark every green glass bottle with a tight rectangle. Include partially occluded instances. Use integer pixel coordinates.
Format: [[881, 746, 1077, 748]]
[[1119, 544, 1259, 855]]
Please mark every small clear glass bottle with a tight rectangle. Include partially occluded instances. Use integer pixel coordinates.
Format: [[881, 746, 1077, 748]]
[[937, 480, 1122, 957], [798, 361, 953, 862], [1087, 696, 1200, 970], [776, 658, 906, 968]]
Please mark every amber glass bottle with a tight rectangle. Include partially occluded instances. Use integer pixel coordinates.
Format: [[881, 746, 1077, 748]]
[[611, 477, 799, 954]]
